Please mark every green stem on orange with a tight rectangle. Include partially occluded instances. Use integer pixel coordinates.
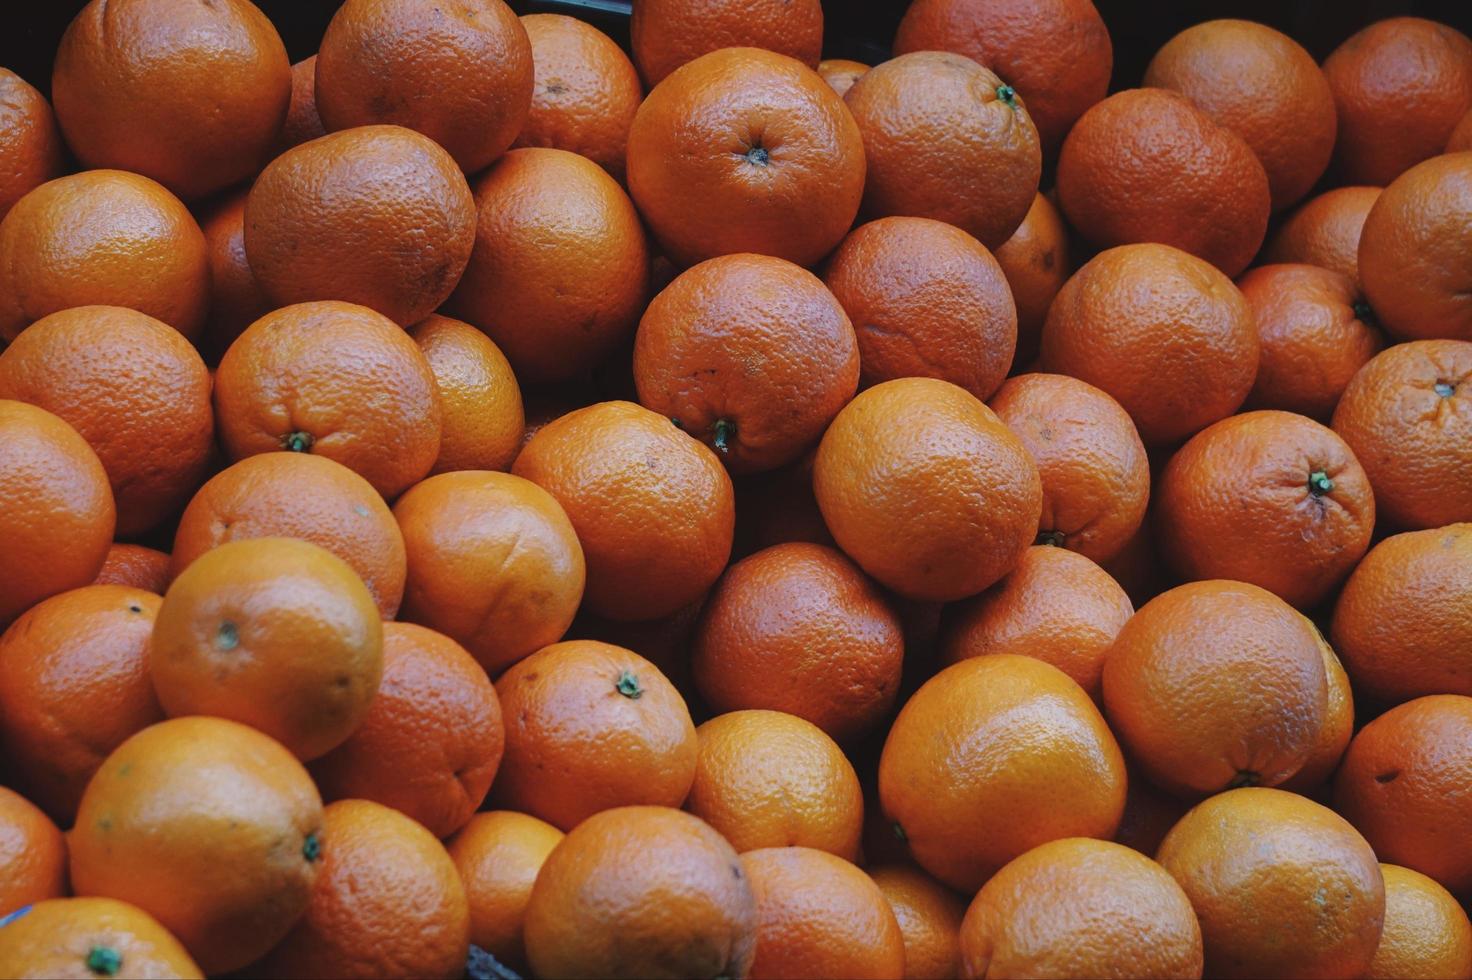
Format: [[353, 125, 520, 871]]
[[616, 670, 643, 700], [1228, 770, 1260, 789], [996, 84, 1018, 109], [1308, 471, 1334, 497], [303, 832, 321, 863], [1436, 381, 1456, 398], [283, 431, 314, 453], [1036, 530, 1066, 547], [892, 822, 908, 843], [86, 946, 122, 977], [711, 419, 735, 455]]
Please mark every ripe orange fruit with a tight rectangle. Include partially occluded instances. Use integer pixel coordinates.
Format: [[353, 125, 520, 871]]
[[626, 47, 865, 268], [0, 785, 66, 915], [316, 0, 530, 173], [0, 69, 62, 222], [1331, 339, 1472, 529], [95, 544, 171, 594], [1057, 88, 1270, 277], [0, 170, 208, 342], [150, 537, 384, 761], [0, 585, 163, 823], [214, 300, 443, 499], [741, 846, 906, 980], [1324, 17, 1472, 186], [1039, 243, 1259, 446], [0, 305, 212, 537], [0, 897, 202, 980], [69, 716, 324, 975], [0, 400, 114, 628], [196, 189, 271, 364], [52, 0, 290, 200], [960, 838, 1203, 979], [637, 253, 859, 472], [990, 373, 1149, 563], [817, 58, 868, 98], [1158, 787, 1384, 979], [257, 799, 469, 980], [513, 401, 734, 622], [409, 315, 524, 475], [1282, 625, 1356, 793], [524, 806, 757, 980], [1144, 19, 1336, 211], [447, 811, 564, 972], [844, 51, 1040, 249], [814, 378, 1042, 602], [514, 13, 642, 180], [994, 193, 1071, 367], [1369, 864, 1472, 979], [823, 217, 1016, 401], [686, 709, 864, 859], [630, 0, 822, 87], [1103, 580, 1327, 796], [879, 655, 1127, 893], [1265, 185, 1382, 290], [869, 865, 965, 980], [277, 56, 325, 153], [245, 125, 476, 327]]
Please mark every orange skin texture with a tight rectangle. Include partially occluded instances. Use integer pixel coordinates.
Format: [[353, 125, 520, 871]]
[[1265, 185, 1382, 290], [1360, 152, 1472, 342], [0, 785, 66, 915], [990, 373, 1149, 563], [1281, 627, 1356, 793], [844, 52, 1041, 250], [149, 537, 384, 762], [626, 47, 865, 268], [631, 0, 821, 87], [0, 69, 63, 223], [741, 846, 906, 980], [51, 0, 290, 200], [1324, 17, 1472, 186], [514, 14, 642, 181], [213, 300, 443, 499], [1368, 864, 1472, 979], [276, 56, 326, 154], [1039, 243, 1260, 446], [824, 216, 1017, 401], [0, 897, 203, 980], [0, 170, 209, 342], [69, 716, 324, 975], [0, 306, 213, 537], [1144, 19, 1335, 211], [492, 640, 697, 831], [95, 544, 170, 594], [524, 806, 757, 980], [940, 545, 1133, 701], [869, 865, 965, 980], [817, 59, 868, 98], [394, 470, 585, 676], [686, 709, 864, 860], [410, 315, 525, 475], [0, 585, 163, 825], [1157, 787, 1386, 980], [449, 147, 649, 384], [196, 188, 271, 365], [637, 253, 860, 473], [815, 377, 1042, 602], [1331, 339, 1472, 529], [1103, 580, 1327, 797], [447, 811, 564, 971], [1333, 524, 1472, 705], [1057, 89, 1270, 278], [0, 400, 114, 628], [959, 838, 1203, 980], [513, 400, 735, 622], [994, 193, 1071, 367], [310, 622, 504, 838], [879, 655, 1127, 893], [257, 799, 469, 980]]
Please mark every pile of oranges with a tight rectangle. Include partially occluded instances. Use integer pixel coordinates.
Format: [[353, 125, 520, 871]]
[[2, 0, 1472, 977]]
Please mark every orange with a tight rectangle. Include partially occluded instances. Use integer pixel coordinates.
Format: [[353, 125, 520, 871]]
[[626, 47, 865, 268], [1102, 580, 1327, 797], [409, 315, 525, 475], [1369, 864, 1472, 979], [257, 799, 469, 980], [631, 0, 822, 87], [0, 170, 208, 342], [214, 300, 443, 499], [567, 594, 707, 697], [994, 193, 1071, 368], [989, 373, 1149, 563], [0, 400, 113, 628], [315, 0, 531, 173], [447, 811, 564, 972], [0, 305, 212, 537], [869, 865, 965, 980], [636, 253, 859, 472], [1324, 17, 1472, 186], [686, 709, 863, 859], [1265, 185, 1383, 290], [1157, 787, 1385, 979], [69, 716, 324, 975], [879, 654, 1126, 893], [0, 785, 66, 916], [95, 544, 170, 594], [524, 806, 757, 979], [196, 188, 271, 365], [814, 378, 1042, 602], [51, 0, 290, 200], [844, 51, 1041, 249], [741, 846, 906, 980], [817, 58, 868, 98], [0, 68, 63, 222], [0, 897, 202, 980], [448, 147, 649, 384], [149, 537, 384, 761], [823, 216, 1017, 400], [1282, 625, 1356, 793], [1057, 89, 1270, 277], [513, 401, 734, 621], [276, 56, 325, 153], [1332, 339, 1472, 529], [0, 585, 163, 824], [1039, 243, 1259, 446], [959, 838, 1203, 979]]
